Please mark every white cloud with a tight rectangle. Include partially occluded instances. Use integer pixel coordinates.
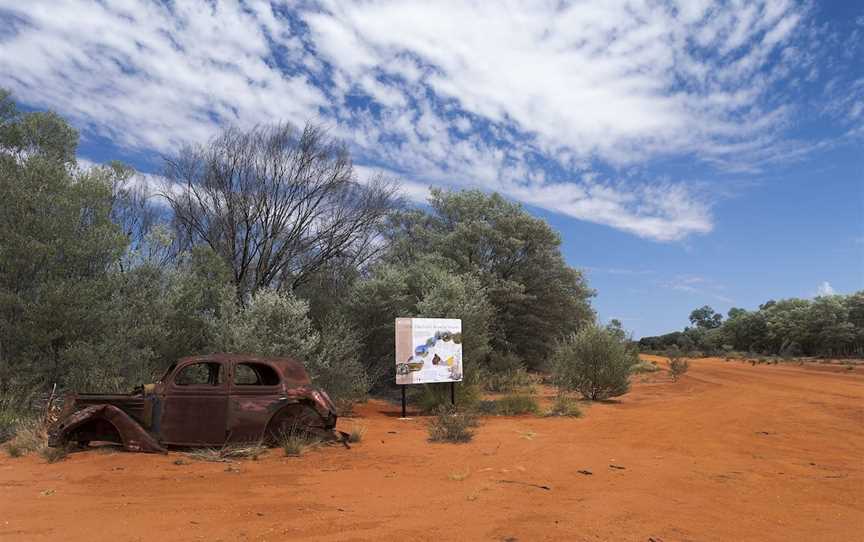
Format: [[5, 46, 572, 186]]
[[0, 0, 839, 242], [661, 275, 734, 304], [816, 281, 835, 296]]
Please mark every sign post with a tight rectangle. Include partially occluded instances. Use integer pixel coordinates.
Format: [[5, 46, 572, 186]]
[[395, 318, 463, 418]]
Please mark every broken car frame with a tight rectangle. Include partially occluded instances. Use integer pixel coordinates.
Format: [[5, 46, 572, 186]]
[[48, 354, 340, 453]]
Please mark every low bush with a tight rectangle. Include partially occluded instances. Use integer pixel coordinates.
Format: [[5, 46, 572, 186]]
[[416, 382, 481, 413], [2, 420, 47, 458], [668, 351, 689, 381], [479, 353, 535, 393], [427, 406, 477, 443], [630, 359, 660, 374], [545, 394, 583, 417], [551, 325, 636, 401], [495, 394, 539, 415]]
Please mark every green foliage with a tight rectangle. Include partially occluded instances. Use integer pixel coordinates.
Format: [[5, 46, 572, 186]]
[[551, 325, 636, 401], [546, 394, 583, 417], [478, 352, 535, 393], [630, 359, 660, 374], [667, 348, 689, 381], [689, 305, 723, 329], [415, 381, 481, 413], [640, 293, 864, 358], [495, 393, 540, 415], [427, 405, 477, 443], [348, 256, 493, 388], [3, 420, 48, 458], [385, 189, 594, 369]]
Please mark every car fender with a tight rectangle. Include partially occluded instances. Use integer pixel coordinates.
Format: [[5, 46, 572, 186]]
[[49, 404, 166, 453]]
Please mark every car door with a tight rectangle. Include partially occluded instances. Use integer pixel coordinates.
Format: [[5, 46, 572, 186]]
[[227, 361, 283, 443], [160, 360, 229, 446]]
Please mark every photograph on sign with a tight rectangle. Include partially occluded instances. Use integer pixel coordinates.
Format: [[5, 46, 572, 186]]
[[395, 318, 462, 385]]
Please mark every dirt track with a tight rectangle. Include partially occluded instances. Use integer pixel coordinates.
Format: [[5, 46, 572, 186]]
[[1, 356, 862, 541]]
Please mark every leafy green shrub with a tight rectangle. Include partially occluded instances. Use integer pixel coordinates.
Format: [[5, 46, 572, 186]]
[[551, 325, 636, 401], [427, 406, 477, 443], [545, 394, 583, 417], [307, 317, 369, 405], [495, 394, 539, 415]]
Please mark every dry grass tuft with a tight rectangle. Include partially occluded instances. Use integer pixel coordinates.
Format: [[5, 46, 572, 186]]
[[348, 424, 367, 443], [187, 443, 266, 462], [545, 394, 583, 417]]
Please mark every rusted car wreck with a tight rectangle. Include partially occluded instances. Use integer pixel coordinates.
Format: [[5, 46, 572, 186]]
[[48, 354, 339, 453]]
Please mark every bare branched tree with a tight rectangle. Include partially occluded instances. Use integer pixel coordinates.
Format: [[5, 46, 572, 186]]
[[161, 123, 397, 300]]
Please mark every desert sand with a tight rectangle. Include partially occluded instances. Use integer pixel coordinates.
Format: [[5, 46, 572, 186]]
[[1, 356, 862, 541]]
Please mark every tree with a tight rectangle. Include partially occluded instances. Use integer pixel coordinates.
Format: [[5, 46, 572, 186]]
[[385, 189, 594, 367], [689, 305, 723, 329], [162, 123, 397, 301], [0, 91, 128, 386], [346, 255, 494, 388], [551, 325, 635, 401]]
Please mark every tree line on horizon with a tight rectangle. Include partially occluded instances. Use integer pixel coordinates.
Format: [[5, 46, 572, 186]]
[[638, 294, 864, 358], [0, 89, 596, 421]]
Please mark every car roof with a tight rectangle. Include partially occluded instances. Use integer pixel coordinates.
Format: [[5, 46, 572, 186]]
[[177, 353, 311, 385]]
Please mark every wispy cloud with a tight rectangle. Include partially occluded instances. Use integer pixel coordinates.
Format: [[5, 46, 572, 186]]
[[0, 1, 855, 241], [660, 275, 734, 304], [815, 281, 836, 296]]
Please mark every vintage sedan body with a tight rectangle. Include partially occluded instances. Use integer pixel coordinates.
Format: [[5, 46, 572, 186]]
[[48, 354, 338, 452]]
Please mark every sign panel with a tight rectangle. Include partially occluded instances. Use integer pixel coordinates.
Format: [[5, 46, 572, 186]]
[[395, 318, 463, 385]]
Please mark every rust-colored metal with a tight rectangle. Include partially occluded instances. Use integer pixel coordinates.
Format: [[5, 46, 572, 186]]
[[48, 354, 339, 452]]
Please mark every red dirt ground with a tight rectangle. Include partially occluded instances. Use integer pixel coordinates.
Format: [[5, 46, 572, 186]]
[[1, 356, 862, 541]]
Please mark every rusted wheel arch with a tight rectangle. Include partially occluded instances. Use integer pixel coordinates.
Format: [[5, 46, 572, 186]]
[[264, 401, 332, 444], [49, 404, 166, 453]]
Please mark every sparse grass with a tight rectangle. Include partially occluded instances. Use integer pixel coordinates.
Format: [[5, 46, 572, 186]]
[[186, 442, 266, 462], [495, 394, 540, 416], [280, 431, 320, 457], [476, 400, 499, 415], [428, 406, 477, 443], [348, 424, 366, 443], [39, 445, 69, 463], [5, 441, 25, 457], [3, 420, 47, 458], [448, 468, 471, 481], [545, 394, 583, 417], [630, 359, 660, 374]]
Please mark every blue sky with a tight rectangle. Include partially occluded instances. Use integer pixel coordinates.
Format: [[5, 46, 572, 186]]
[[1, 0, 862, 337]]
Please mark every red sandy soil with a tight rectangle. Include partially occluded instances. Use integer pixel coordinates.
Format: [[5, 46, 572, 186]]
[[1, 356, 862, 541]]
